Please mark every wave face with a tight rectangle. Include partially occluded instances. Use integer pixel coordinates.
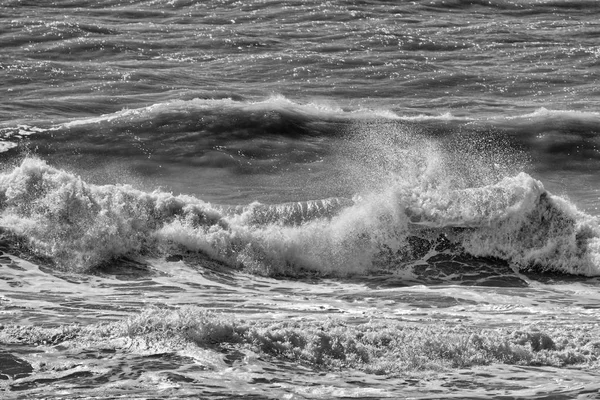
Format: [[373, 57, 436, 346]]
[[1, 157, 598, 277]]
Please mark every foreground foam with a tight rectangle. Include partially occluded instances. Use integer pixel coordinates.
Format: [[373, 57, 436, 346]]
[[2, 306, 599, 377]]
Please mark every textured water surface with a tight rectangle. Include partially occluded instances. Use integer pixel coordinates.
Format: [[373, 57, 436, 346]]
[[2, 1, 600, 399]]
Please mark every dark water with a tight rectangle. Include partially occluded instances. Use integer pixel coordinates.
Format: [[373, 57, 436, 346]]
[[2, 1, 600, 398]]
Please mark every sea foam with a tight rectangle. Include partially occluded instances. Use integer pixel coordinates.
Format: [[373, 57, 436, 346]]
[[0, 157, 599, 276]]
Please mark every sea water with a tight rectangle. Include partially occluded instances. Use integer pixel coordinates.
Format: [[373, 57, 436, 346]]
[[2, 1, 600, 398]]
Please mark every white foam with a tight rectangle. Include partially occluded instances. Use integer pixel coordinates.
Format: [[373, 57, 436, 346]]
[[0, 141, 18, 152], [0, 157, 599, 276]]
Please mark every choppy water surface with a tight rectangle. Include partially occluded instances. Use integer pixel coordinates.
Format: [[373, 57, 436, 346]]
[[2, 1, 600, 398]]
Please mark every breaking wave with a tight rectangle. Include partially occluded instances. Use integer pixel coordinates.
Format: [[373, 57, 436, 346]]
[[0, 157, 598, 277]]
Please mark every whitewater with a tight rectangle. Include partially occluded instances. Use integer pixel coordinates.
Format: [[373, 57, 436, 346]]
[[2, 0, 600, 398]]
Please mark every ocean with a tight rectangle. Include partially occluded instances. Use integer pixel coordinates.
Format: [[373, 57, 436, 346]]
[[1, 0, 600, 398]]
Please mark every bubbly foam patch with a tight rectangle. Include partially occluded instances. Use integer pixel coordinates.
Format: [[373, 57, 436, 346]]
[[3, 306, 600, 377]]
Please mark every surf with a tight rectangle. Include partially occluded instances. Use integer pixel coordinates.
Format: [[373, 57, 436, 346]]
[[0, 156, 598, 278]]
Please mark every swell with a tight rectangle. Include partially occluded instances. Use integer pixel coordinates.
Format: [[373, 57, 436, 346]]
[[1, 98, 599, 169], [0, 97, 369, 174], [486, 109, 600, 172], [0, 158, 598, 278]]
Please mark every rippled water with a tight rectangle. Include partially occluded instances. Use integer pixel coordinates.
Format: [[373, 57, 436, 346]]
[[2, 1, 600, 399]]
